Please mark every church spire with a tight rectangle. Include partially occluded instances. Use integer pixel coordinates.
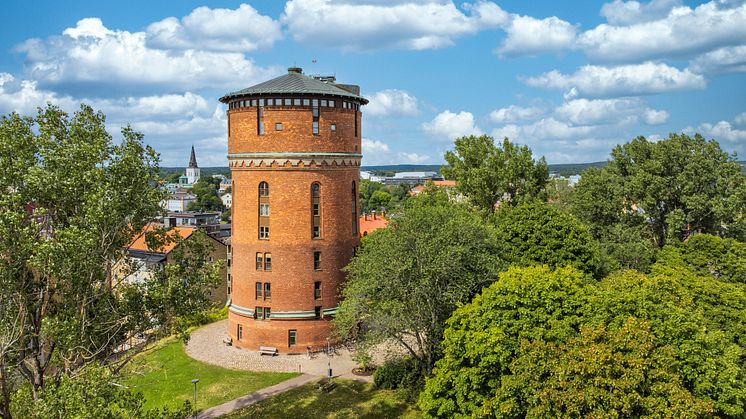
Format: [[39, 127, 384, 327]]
[[188, 145, 198, 168]]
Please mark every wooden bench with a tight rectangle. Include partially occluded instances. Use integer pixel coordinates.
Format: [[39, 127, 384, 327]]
[[222, 337, 232, 346], [259, 346, 278, 356]]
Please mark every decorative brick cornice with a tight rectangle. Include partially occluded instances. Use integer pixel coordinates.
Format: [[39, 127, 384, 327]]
[[228, 152, 362, 170]]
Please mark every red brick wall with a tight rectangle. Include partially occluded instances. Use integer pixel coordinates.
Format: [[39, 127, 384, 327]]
[[227, 100, 362, 351]]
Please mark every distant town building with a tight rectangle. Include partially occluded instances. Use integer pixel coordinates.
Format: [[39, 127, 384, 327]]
[[185, 145, 201, 185], [221, 192, 232, 209], [158, 211, 229, 239], [360, 171, 386, 183], [161, 191, 196, 212], [383, 171, 444, 185], [114, 225, 228, 305], [408, 179, 457, 196]]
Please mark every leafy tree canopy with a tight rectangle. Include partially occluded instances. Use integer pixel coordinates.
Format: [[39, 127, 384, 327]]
[[573, 133, 746, 247], [334, 196, 504, 375], [187, 176, 223, 212], [493, 201, 603, 278], [421, 261, 746, 417], [442, 136, 548, 213]]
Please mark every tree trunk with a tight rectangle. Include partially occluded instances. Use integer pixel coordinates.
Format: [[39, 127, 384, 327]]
[[0, 355, 13, 419]]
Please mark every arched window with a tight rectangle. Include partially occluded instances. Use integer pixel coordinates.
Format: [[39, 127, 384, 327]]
[[259, 182, 269, 239], [351, 181, 358, 235], [311, 182, 321, 238]]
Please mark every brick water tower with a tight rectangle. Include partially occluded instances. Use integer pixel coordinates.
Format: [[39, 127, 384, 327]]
[[220, 67, 366, 352]]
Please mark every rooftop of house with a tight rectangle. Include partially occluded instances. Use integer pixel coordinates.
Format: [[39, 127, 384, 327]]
[[128, 225, 195, 254], [359, 213, 389, 237], [220, 67, 368, 104]]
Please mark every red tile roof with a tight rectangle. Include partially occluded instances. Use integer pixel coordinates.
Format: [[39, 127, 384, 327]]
[[359, 215, 389, 237], [129, 225, 195, 253]]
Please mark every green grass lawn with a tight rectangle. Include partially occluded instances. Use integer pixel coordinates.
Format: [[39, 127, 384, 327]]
[[221, 379, 421, 419], [125, 339, 298, 411]]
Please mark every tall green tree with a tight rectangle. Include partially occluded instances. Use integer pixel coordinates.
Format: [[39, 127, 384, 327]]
[[573, 133, 746, 247], [493, 201, 603, 278], [442, 136, 548, 213], [0, 105, 220, 418], [334, 196, 504, 375], [187, 176, 223, 212]]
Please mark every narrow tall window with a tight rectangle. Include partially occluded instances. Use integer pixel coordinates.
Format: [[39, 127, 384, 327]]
[[256, 306, 264, 320], [315, 306, 322, 320], [313, 251, 321, 270], [312, 106, 319, 135], [256, 253, 263, 270], [264, 253, 272, 271], [265, 307, 271, 320], [237, 324, 243, 340], [314, 281, 321, 299], [311, 183, 321, 238], [258, 106, 265, 135], [354, 108, 358, 137], [264, 283, 271, 300], [255, 282, 262, 299], [351, 181, 358, 235], [288, 330, 297, 347], [259, 182, 270, 240]]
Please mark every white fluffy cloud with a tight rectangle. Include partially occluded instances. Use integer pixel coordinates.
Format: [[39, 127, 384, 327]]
[[489, 105, 544, 123], [600, 0, 682, 26], [397, 152, 430, 164], [523, 62, 706, 97], [422, 110, 482, 140], [686, 120, 746, 142], [579, 2, 746, 62], [282, 0, 507, 51], [498, 15, 577, 56], [16, 17, 280, 94], [554, 98, 668, 125], [146, 4, 282, 52], [690, 45, 746, 74], [735, 112, 746, 126], [365, 89, 419, 116], [362, 138, 391, 153]]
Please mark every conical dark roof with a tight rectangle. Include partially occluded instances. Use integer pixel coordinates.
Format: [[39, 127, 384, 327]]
[[219, 67, 367, 104], [188, 145, 198, 168]]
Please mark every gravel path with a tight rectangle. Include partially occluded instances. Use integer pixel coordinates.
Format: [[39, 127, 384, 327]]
[[185, 320, 375, 381]]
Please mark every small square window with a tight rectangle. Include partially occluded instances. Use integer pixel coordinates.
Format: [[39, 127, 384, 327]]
[[303, 99, 310, 106], [284, 98, 291, 106], [294, 98, 301, 106], [329, 100, 335, 107], [267, 98, 273, 106], [259, 99, 265, 106], [330, 124, 336, 132], [321, 100, 327, 107], [313, 203, 320, 216], [275, 123, 283, 131], [251, 99, 257, 106], [260, 226, 270, 239], [312, 99, 318, 107]]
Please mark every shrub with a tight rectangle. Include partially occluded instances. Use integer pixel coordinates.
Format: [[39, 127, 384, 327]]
[[374, 357, 420, 390]]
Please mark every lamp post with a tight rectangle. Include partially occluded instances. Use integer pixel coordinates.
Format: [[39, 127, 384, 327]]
[[191, 378, 199, 406], [326, 338, 332, 377]]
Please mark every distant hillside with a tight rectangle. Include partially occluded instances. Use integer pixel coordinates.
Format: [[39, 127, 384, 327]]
[[160, 160, 745, 180]]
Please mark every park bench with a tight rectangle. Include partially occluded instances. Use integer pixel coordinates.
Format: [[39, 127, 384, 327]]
[[259, 346, 278, 356], [222, 336, 232, 346]]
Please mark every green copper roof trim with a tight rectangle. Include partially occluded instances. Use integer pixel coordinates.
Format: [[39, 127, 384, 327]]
[[229, 303, 254, 316], [228, 152, 362, 159]]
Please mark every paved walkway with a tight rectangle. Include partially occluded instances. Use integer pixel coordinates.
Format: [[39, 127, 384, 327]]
[[185, 320, 385, 381], [196, 373, 318, 418]]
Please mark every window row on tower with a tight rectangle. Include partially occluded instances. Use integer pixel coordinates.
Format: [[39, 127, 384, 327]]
[[256, 181, 359, 240], [228, 97, 361, 111]]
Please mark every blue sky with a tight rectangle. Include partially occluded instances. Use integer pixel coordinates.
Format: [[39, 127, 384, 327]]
[[1, 0, 745, 166]]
